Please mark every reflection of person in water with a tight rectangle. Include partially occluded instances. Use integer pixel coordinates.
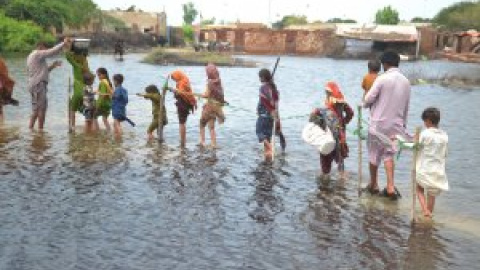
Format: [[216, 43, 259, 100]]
[[249, 164, 284, 223], [404, 227, 447, 270]]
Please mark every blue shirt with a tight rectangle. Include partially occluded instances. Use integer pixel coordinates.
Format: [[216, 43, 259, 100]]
[[112, 85, 128, 119]]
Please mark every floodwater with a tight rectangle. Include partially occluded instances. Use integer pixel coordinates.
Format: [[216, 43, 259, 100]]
[[1, 53, 479, 270]]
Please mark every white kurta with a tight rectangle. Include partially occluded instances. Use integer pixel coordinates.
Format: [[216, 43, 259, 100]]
[[416, 128, 449, 195]]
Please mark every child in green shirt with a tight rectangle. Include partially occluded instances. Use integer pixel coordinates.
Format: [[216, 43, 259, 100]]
[[136, 85, 168, 141]]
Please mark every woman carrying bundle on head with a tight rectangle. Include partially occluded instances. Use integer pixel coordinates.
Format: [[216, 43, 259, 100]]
[[164, 70, 197, 148], [199, 63, 226, 148], [308, 82, 354, 178], [0, 58, 18, 124]]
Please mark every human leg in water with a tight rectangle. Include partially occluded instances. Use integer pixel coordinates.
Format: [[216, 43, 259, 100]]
[[208, 119, 217, 148], [180, 123, 186, 148], [102, 115, 111, 132]]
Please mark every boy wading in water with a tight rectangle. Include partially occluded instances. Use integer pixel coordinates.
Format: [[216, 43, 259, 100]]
[[137, 85, 168, 141], [199, 63, 226, 148], [165, 70, 196, 148], [112, 74, 134, 138], [309, 82, 354, 178], [256, 68, 285, 162], [416, 107, 449, 219], [82, 73, 96, 133]]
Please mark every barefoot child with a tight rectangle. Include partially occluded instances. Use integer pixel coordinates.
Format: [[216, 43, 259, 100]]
[[95, 67, 113, 132], [361, 59, 381, 98], [167, 70, 196, 147], [256, 68, 282, 161], [416, 107, 449, 218], [199, 63, 226, 148], [82, 73, 96, 133], [309, 82, 354, 177], [112, 74, 134, 137], [0, 58, 18, 124], [136, 85, 167, 141]]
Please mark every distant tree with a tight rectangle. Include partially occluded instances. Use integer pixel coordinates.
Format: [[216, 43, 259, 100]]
[[273, 15, 308, 29], [182, 24, 194, 43], [433, 1, 480, 30], [126, 5, 136, 12], [182, 2, 198, 25], [410, 17, 431, 23], [375, 6, 400, 25], [201, 17, 216, 26], [327, 18, 357, 23]]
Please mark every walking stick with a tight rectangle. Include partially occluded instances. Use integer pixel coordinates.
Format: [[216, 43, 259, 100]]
[[270, 57, 280, 162], [357, 105, 363, 196], [158, 76, 169, 142], [68, 77, 72, 133], [411, 127, 421, 224]]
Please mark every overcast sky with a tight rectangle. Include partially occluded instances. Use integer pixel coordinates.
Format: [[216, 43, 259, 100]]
[[93, 0, 462, 26]]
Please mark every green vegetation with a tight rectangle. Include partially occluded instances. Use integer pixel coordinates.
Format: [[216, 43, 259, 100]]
[[375, 6, 400, 25], [327, 18, 357, 24], [201, 17, 216, 26], [182, 2, 198, 25], [0, 0, 98, 52], [273, 15, 308, 29], [0, 11, 54, 52], [143, 48, 256, 67], [433, 1, 480, 30], [410, 17, 432, 23]]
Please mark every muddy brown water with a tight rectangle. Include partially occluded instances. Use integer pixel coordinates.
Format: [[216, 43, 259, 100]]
[[1, 54, 479, 269]]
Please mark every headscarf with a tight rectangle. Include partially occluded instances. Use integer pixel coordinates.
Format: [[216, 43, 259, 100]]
[[0, 58, 15, 99], [324, 81, 345, 112], [206, 63, 224, 102], [171, 70, 197, 108]]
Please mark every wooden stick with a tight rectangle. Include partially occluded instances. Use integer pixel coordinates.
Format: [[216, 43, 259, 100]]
[[157, 87, 167, 143], [68, 77, 72, 133], [271, 119, 276, 162], [357, 105, 363, 196], [411, 127, 421, 223]]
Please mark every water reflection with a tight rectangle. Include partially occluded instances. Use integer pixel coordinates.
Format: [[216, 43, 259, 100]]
[[403, 226, 449, 270]]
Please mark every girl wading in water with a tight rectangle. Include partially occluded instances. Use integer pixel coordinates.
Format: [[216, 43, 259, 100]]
[[199, 63, 226, 148], [256, 68, 282, 162], [166, 70, 197, 148], [95, 67, 113, 132]]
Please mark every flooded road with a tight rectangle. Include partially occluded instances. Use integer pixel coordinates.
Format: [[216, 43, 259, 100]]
[[1, 54, 479, 269]]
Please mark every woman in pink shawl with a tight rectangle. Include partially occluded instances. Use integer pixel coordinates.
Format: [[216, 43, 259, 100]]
[[199, 63, 226, 147]]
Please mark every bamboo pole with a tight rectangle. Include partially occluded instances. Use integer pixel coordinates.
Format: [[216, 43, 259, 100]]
[[68, 77, 72, 133], [357, 105, 363, 196], [157, 87, 167, 143], [411, 127, 421, 223]]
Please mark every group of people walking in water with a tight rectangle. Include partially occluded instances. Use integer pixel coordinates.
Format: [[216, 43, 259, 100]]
[[0, 38, 449, 221]]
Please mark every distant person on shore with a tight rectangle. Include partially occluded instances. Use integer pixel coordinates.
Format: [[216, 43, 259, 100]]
[[82, 72, 97, 133], [114, 40, 124, 61], [363, 51, 411, 200], [95, 67, 113, 132], [361, 59, 381, 98], [0, 57, 18, 124], [27, 38, 71, 130], [256, 68, 286, 162], [199, 63, 226, 148], [416, 107, 449, 219], [111, 74, 135, 138], [309, 82, 354, 178], [136, 85, 168, 141], [165, 70, 197, 148], [66, 40, 91, 130]]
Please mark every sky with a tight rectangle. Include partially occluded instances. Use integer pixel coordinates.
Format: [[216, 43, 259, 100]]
[[93, 0, 462, 26]]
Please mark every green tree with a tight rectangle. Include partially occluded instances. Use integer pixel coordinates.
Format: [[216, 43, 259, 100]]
[[126, 5, 136, 12], [201, 17, 216, 26], [273, 15, 308, 29], [327, 18, 357, 23], [411, 17, 431, 23], [0, 11, 55, 52], [182, 2, 198, 25], [375, 6, 400, 25], [433, 1, 480, 30], [182, 24, 194, 43]]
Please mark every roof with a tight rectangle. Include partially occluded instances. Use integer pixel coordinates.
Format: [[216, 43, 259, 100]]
[[336, 24, 418, 42]]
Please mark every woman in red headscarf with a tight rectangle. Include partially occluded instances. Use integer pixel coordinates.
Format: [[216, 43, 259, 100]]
[[168, 70, 197, 147], [199, 63, 225, 148], [309, 81, 354, 178], [0, 57, 18, 123]]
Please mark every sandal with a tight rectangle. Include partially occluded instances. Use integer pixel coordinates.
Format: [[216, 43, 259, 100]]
[[362, 184, 380, 195], [381, 187, 402, 200]]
